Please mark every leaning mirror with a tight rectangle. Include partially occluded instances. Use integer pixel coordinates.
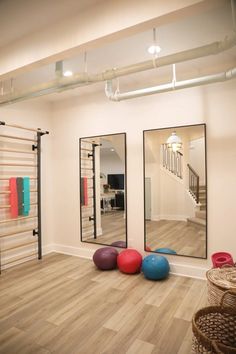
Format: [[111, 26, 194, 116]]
[[144, 124, 207, 259], [80, 133, 127, 248]]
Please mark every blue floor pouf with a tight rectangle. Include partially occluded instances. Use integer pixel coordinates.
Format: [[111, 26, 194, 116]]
[[142, 254, 170, 280], [155, 248, 177, 255]]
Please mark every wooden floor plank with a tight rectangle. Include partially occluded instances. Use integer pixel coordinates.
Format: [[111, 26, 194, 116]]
[[126, 338, 155, 354], [174, 278, 206, 321], [0, 253, 207, 354]]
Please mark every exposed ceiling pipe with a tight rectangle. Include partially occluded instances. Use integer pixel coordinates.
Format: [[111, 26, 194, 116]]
[[0, 33, 236, 106], [105, 67, 236, 101]]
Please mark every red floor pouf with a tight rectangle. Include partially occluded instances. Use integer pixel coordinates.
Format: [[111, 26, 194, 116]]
[[117, 249, 142, 274]]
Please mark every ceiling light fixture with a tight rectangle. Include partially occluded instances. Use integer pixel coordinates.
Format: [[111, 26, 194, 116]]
[[166, 131, 182, 152], [63, 70, 73, 77], [148, 28, 161, 56]]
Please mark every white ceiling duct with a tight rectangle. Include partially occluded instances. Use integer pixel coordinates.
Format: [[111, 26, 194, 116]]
[[0, 32, 236, 105], [105, 67, 236, 101]]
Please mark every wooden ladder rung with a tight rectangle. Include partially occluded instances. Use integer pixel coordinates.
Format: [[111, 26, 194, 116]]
[[0, 215, 37, 224], [0, 177, 37, 181], [82, 224, 94, 230], [0, 227, 37, 238], [0, 163, 37, 167], [1, 240, 37, 252], [0, 202, 37, 209], [0, 190, 37, 194], [0, 148, 37, 154], [0, 134, 36, 142], [80, 148, 93, 152], [1, 251, 38, 267]]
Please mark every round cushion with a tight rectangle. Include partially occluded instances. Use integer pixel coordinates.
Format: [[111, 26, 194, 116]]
[[111, 241, 126, 248], [93, 247, 118, 270], [142, 254, 170, 280], [117, 249, 142, 274], [155, 247, 176, 255]]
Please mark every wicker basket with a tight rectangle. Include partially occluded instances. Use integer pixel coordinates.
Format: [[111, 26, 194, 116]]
[[192, 291, 236, 353], [207, 266, 236, 308]]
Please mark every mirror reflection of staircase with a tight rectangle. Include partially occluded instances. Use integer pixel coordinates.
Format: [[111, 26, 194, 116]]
[[187, 185, 206, 228]]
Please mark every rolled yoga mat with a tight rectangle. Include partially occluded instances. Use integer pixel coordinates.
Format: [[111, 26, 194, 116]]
[[23, 177, 30, 216], [16, 177, 24, 215], [9, 177, 18, 218]]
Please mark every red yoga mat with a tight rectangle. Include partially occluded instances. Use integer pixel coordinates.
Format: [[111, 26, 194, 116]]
[[9, 177, 18, 218]]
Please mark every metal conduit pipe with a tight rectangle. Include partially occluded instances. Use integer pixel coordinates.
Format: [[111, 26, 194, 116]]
[[0, 33, 236, 106], [105, 67, 236, 101]]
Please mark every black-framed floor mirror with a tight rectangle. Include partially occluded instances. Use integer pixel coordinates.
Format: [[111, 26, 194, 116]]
[[80, 133, 127, 248], [143, 124, 207, 259]]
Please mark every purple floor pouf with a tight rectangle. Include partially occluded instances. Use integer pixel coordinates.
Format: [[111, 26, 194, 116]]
[[111, 241, 126, 248], [93, 247, 119, 270]]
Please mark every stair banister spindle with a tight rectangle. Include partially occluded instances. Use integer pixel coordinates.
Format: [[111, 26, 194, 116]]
[[187, 163, 200, 203]]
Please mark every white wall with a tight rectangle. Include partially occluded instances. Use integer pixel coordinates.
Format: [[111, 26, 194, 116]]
[[1, 79, 235, 277], [145, 136, 161, 220], [0, 100, 53, 264], [189, 137, 206, 184], [100, 153, 124, 184], [49, 78, 236, 278], [159, 169, 186, 220]]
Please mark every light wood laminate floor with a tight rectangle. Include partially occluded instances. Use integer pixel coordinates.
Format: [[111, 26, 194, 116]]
[[146, 220, 206, 258], [0, 253, 207, 354], [86, 210, 126, 246]]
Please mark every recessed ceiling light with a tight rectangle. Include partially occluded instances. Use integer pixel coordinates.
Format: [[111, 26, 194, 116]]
[[148, 45, 161, 55], [63, 70, 73, 77], [110, 148, 115, 152]]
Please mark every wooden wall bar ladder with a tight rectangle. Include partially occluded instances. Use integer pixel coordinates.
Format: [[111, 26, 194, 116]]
[[0, 121, 49, 273]]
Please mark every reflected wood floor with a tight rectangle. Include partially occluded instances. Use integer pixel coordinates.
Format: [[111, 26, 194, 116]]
[[0, 253, 207, 354], [146, 220, 206, 258], [86, 210, 126, 246]]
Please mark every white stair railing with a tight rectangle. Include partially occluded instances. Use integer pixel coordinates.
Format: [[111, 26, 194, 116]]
[[161, 144, 183, 179]]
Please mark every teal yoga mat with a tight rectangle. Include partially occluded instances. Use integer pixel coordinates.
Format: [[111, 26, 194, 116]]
[[23, 177, 30, 216]]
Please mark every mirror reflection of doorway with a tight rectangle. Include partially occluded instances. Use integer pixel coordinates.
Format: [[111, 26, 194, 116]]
[[80, 133, 127, 248], [144, 124, 207, 259]]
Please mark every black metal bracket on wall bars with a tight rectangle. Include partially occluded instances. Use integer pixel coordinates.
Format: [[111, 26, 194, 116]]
[[89, 216, 94, 221], [33, 229, 39, 236], [88, 153, 94, 158], [0, 121, 6, 125], [32, 144, 38, 151], [37, 128, 49, 136]]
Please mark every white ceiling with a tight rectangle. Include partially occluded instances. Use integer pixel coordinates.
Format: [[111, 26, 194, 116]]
[[1, 0, 236, 103], [0, 0, 103, 48]]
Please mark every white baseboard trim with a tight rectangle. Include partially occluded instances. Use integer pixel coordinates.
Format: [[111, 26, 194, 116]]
[[151, 215, 160, 221], [43, 243, 95, 259], [42, 244, 55, 255], [169, 262, 208, 280], [151, 214, 187, 222], [43, 243, 208, 280]]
